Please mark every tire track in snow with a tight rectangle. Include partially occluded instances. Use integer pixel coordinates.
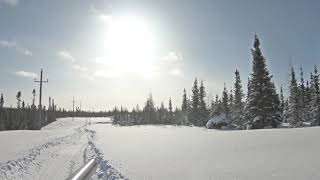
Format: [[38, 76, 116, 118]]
[[0, 120, 128, 180], [0, 125, 87, 180]]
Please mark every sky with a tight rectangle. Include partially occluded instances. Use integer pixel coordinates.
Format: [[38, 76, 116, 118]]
[[0, 0, 320, 111]]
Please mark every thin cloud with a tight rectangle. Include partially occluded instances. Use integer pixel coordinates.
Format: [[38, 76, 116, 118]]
[[0, 40, 32, 56], [73, 64, 88, 72], [94, 69, 122, 79], [160, 51, 184, 78], [15, 71, 38, 79], [17, 48, 32, 56], [170, 68, 183, 77], [58, 51, 75, 63], [89, 4, 113, 24], [162, 51, 183, 62], [0, 0, 19, 7], [0, 40, 16, 48]]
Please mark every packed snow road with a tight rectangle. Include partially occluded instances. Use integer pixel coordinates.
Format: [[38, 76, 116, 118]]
[[0, 117, 124, 180], [1, 117, 320, 180]]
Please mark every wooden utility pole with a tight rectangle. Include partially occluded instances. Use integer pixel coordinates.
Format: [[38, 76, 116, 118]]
[[34, 69, 48, 128]]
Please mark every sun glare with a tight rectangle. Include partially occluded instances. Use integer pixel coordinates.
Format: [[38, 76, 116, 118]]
[[103, 16, 157, 78]]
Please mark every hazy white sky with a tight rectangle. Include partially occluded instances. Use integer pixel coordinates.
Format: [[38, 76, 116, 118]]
[[0, 0, 319, 110]]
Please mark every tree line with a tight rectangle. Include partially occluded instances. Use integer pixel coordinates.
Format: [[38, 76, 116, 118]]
[[0, 89, 108, 131], [111, 35, 320, 129]]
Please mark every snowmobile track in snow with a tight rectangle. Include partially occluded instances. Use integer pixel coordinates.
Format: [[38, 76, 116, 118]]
[[0, 121, 127, 180], [0, 125, 87, 180]]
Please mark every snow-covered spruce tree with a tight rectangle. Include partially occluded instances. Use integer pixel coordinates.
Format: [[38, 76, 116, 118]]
[[298, 67, 309, 122], [158, 102, 167, 124], [245, 78, 251, 104], [222, 84, 231, 123], [168, 98, 174, 124], [271, 81, 282, 120], [210, 95, 220, 117], [181, 88, 190, 125], [142, 93, 157, 124], [210, 99, 215, 116], [244, 35, 281, 129], [279, 85, 285, 115], [182, 88, 189, 113], [232, 69, 245, 128], [229, 90, 234, 107], [285, 67, 303, 127], [180, 89, 190, 125], [304, 80, 312, 122], [189, 78, 200, 126], [112, 106, 120, 124], [311, 65, 320, 125], [133, 104, 141, 124], [199, 80, 209, 126]]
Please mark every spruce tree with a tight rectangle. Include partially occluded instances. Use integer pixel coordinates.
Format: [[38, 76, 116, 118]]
[[311, 65, 320, 125], [210, 99, 215, 117], [305, 80, 312, 121], [313, 66, 319, 94], [298, 67, 308, 122], [16, 91, 21, 109], [279, 85, 285, 115], [0, 93, 4, 108], [143, 93, 156, 124], [181, 88, 189, 114], [32, 89, 36, 109], [190, 78, 200, 125], [199, 80, 209, 125], [229, 90, 234, 109], [168, 98, 174, 124], [211, 95, 222, 117], [222, 84, 231, 123], [158, 102, 167, 124], [271, 81, 282, 122], [232, 69, 245, 128], [52, 99, 55, 111], [244, 35, 281, 129], [245, 78, 251, 104], [286, 67, 303, 127], [0, 93, 3, 130]]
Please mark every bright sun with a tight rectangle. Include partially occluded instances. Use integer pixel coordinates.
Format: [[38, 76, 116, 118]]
[[104, 16, 157, 78]]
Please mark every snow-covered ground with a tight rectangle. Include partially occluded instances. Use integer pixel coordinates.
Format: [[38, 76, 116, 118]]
[[0, 117, 123, 180], [1, 117, 320, 180]]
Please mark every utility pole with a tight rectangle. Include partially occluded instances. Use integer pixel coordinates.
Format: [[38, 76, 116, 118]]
[[71, 97, 77, 120], [34, 69, 48, 128]]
